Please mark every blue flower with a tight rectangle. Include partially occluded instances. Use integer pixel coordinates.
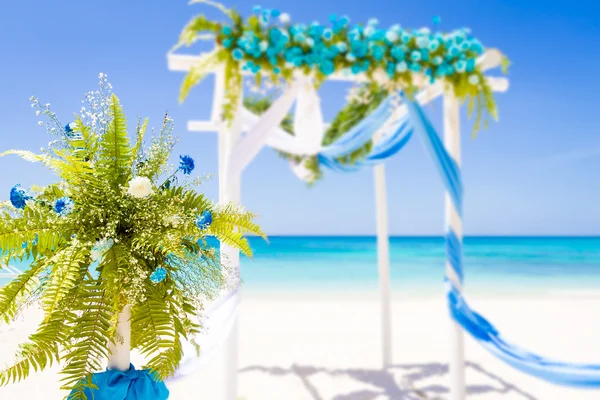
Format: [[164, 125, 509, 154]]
[[391, 46, 405, 61], [466, 58, 476, 72], [54, 197, 74, 216], [223, 38, 234, 48], [319, 60, 335, 75], [428, 39, 440, 52], [370, 45, 385, 61], [273, 67, 281, 74], [322, 29, 333, 41], [386, 61, 396, 77], [271, 9, 281, 17], [64, 122, 76, 135], [370, 30, 386, 41], [179, 155, 195, 175], [149, 267, 167, 284], [221, 26, 232, 36], [232, 48, 245, 60], [432, 56, 443, 65], [470, 40, 484, 55], [409, 63, 421, 72], [454, 60, 467, 73], [10, 184, 31, 209], [410, 51, 422, 62], [196, 210, 213, 230]]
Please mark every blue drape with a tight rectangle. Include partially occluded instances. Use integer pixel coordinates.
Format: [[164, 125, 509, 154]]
[[69, 364, 169, 400], [313, 89, 600, 388], [403, 93, 600, 388]]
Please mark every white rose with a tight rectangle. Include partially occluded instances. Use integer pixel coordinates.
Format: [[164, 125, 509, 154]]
[[127, 176, 153, 198]]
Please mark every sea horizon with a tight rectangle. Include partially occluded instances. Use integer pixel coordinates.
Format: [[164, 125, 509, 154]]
[[3, 236, 600, 296]]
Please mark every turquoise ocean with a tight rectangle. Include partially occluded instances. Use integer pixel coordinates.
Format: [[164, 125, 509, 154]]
[[2, 236, 600, 295]]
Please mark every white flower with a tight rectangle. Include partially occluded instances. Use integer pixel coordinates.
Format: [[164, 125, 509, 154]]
[[127, 176, 153, 198], [169, 215, 182, 227], [279, 13, 290, 23], [373, 68, 390, 85]]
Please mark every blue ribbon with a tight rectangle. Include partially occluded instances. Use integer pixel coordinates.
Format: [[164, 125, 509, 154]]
[[404, 95, 600, 388], [69, 364, 169, 400], [315, 90, 600, 388]]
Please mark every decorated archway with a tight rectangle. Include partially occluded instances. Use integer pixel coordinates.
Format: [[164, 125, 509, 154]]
[[168, 2, 600, 400]]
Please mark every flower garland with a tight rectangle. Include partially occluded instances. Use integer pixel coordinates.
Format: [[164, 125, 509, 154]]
[[0, 74, 264, 399], [176, 1, 509, 133]]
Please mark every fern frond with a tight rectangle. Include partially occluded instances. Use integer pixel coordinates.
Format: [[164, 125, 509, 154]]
[[0, 310, 71, 386], [131, 288, 182, 380], [131, 117, 148, 163], [59, 281, 113, 393], [0, 149, 49, 164], [97, 94, 132, 188], [0, 208, 60, 255], [174, 14, 221, 51], [179, 48, 224, 103], [43, 245, 89, 320], [72, 116, 99, 161], [0, 260, 46, 323]]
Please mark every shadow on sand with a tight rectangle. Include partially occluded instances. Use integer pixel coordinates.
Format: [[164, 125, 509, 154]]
[[239, 361, 538, 400]]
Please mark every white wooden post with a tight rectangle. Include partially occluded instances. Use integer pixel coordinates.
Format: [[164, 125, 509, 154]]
[[373, 164, 392, 369], [215, 66, 243, 400], [107, 305, 131, 371], [444, 93, 466, 399]]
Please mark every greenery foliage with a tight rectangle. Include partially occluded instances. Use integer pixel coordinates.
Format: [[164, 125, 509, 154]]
[[0, 76, 264, 399]]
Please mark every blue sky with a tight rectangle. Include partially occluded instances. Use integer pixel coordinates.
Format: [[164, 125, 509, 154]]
[[0, 0, 599, 235]]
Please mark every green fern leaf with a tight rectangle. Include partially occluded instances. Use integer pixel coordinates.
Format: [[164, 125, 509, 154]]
[[97, 94, 132, 188]]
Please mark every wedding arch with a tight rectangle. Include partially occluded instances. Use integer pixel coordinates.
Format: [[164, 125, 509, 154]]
[[167, 3, 600, 399]]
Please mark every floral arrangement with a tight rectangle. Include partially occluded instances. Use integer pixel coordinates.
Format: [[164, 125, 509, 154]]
[[0, 74, 263, 399], [175, 1, 508, 131]]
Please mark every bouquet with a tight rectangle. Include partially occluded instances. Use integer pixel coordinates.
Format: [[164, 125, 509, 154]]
[[0, 74, 263, 399]]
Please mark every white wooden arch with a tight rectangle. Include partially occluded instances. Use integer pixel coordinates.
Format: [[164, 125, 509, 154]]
[[168, 49, 508, 400]]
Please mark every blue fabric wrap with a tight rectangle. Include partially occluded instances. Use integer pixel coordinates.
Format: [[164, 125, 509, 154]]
[[316, 90, 600, 388], [403, 94, 600, 388], [318, 113, 414, 173], [320, 94, 398, 158], [69, 364, 169, 400]]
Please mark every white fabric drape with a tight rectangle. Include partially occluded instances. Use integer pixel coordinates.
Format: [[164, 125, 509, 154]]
[[292, 76, 325, 155], [228, 81, 301, 176]]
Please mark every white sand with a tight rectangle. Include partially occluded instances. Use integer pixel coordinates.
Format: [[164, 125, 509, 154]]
[[2, 289, 600, 399]]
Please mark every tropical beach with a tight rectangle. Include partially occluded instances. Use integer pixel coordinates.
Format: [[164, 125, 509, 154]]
[[2, 291, 600, 399], [2, 237, 600, 398], [2, 0, 600, 399]]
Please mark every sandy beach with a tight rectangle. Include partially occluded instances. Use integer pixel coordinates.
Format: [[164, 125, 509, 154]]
[[1, 289, 600, 399]]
